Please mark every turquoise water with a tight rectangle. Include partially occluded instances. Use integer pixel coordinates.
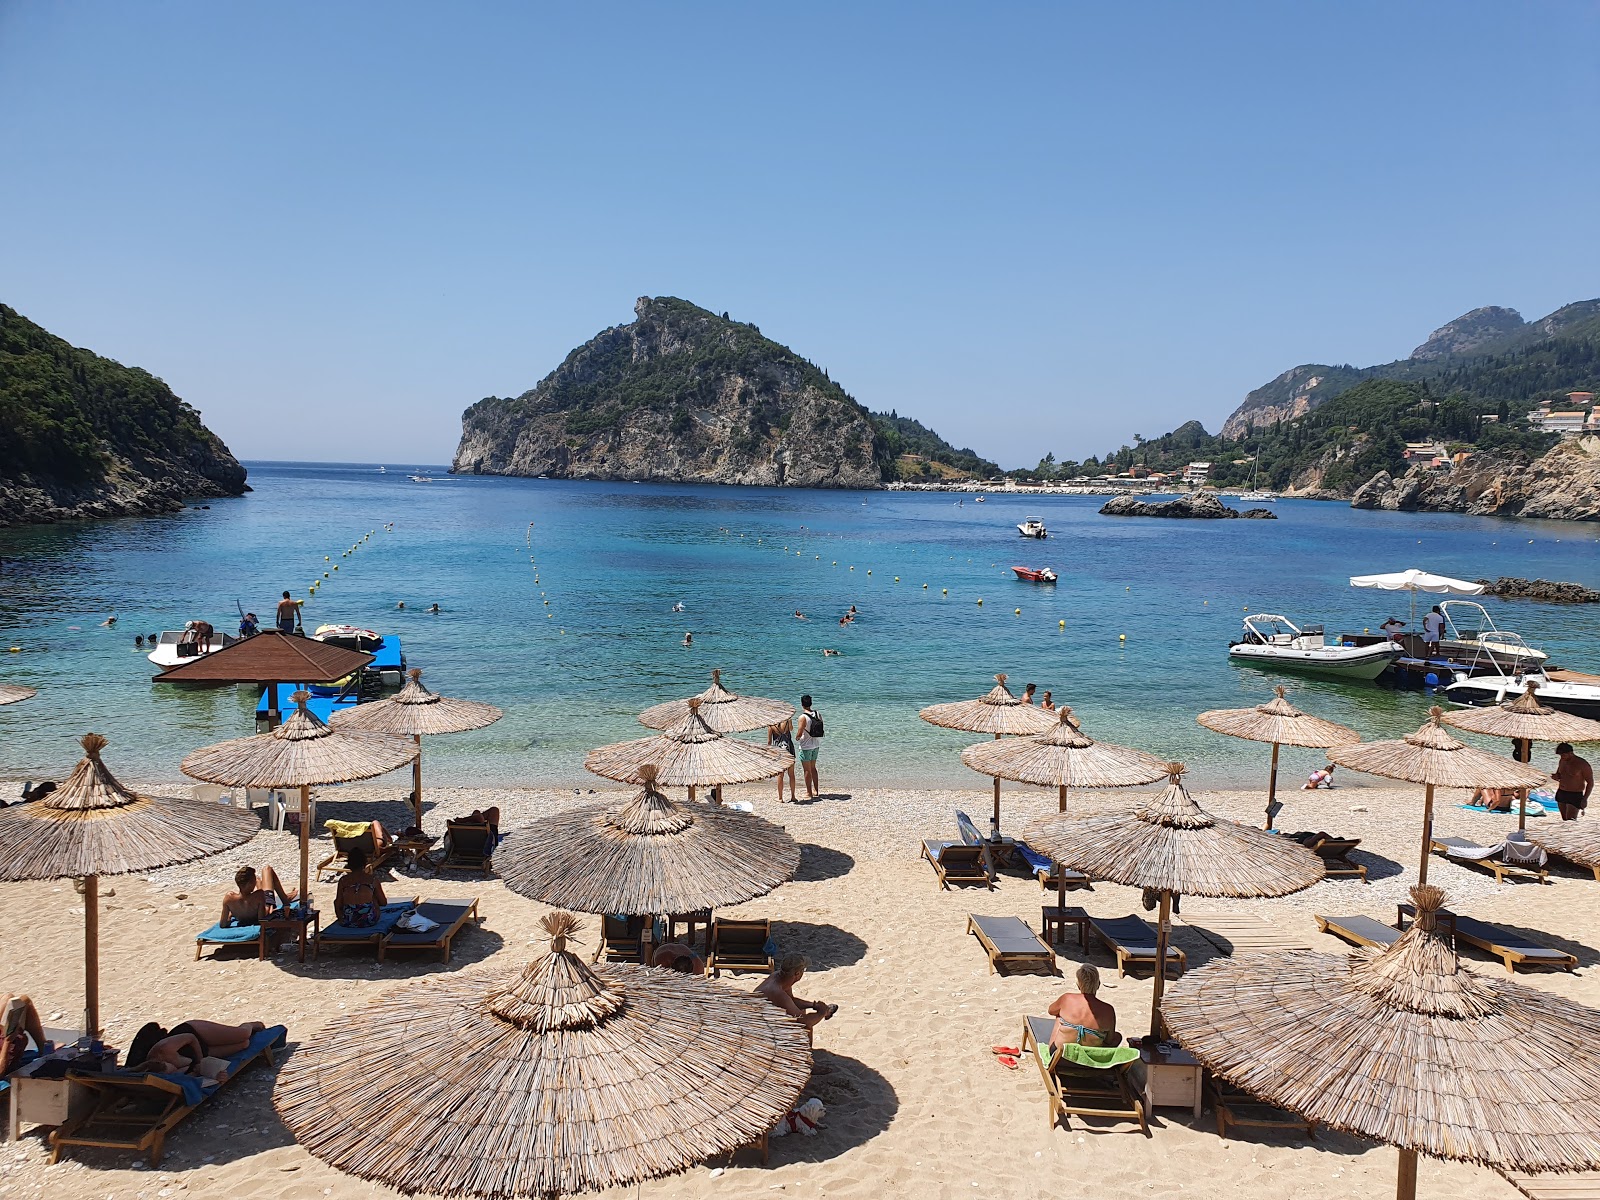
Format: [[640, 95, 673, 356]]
[[4, 462, 1600, 789]]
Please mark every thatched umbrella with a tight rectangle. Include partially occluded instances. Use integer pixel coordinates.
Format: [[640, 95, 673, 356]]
[[1024, 764, 1324, 1039], [497, 764, 800, 917], [1442, 681, 1600, 830], [1197, 686, 1360, 830], [585, 699, 792, 802], [1527, 822, 1600, 877], [1327, 708, 1546, 884], [274, 911, 811, 1199], [921, 673, 1057, 836], [0, 734, 259, 1033], [638, 668, 794, 734], [181, 691, 418, 902], [1163, 884, 1600, 1199], [0, 683, 36, 705], [331, 668, 502, 829]]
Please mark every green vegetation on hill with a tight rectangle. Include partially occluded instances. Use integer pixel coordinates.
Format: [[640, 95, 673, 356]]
[[870, 410, 998, 480]]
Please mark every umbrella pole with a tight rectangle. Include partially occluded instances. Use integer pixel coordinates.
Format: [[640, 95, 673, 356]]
[[1516, 736, 1531, 832], [1418, 783, 1435, 885], [1396, 1147, 1418, 1200], [1265, 741, 1281, 830], [1058, 783, 1066, 815], [1149, 889, 1173, 1041], [413, 734, 423, 829], [299, 784, 311, 904], [991, 775, 1001, 839], [83, 873, 100, 1037]]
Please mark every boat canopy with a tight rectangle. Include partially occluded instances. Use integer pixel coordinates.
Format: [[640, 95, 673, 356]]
[[1348, 569, 1484, 595]]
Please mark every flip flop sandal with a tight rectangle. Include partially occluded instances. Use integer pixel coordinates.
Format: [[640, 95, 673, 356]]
[[996, 1054, 1020, 1070], [990, 1045, 1021, 1057]]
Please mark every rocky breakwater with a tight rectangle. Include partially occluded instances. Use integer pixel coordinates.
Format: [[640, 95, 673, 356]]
[[1351, 437, 1600, 521], [452, 297, 884, 488], [1, 304, 247, 527], [1098, 493, 1276, 519], [1475, 577, 1600, 604]]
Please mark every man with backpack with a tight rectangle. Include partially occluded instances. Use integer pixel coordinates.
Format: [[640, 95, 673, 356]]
[[796, 693, 824, 800]]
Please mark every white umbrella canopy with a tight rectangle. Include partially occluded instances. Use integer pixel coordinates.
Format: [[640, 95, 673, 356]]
[[1350, 569, 1486, 623]]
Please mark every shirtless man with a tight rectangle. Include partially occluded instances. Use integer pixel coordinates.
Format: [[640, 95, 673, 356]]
[[1553, 742, 1595, 821], [1047, 964, 1119, 1052], [755, 954, 837, 1035], [220, 865, 296, 930]]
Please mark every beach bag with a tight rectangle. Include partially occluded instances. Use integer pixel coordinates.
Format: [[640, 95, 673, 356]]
[[806, 709, 824, 738]]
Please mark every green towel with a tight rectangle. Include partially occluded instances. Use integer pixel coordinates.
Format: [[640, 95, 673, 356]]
[[1057, 1042, 1139, 1069]]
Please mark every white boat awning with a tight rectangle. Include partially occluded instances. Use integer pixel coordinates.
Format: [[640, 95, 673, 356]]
[[1349, 569, 1485, 595]]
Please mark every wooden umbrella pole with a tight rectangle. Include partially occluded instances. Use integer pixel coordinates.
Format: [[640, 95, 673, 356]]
[[1396, 1147, 1418, 1200], [299, 784, 311, 903], [1058, 783, 1066, 815], [1265, 741, 1281, 830], [413, 734, 423, 830], [991, 775, 1001, 839], [1516, 736, 1531, 833], [1418, 783, 1435, 885], [1149, 889, 1173, 1041], [84, 874, 100, 1037]]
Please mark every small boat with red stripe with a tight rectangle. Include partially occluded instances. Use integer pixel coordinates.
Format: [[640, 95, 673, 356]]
[[1011, 566, 1058, 583]]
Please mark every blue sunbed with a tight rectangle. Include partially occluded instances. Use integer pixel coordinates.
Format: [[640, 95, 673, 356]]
[[314, 898, 417, 961]]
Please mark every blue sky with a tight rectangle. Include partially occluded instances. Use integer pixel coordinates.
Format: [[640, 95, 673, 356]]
[[3, 3, 1597, 469]]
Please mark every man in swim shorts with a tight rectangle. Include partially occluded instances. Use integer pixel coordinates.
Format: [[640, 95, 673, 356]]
[[275, 592, 301, 634], [1553, 742, 1593, 821], [796, 694, 821, 800]]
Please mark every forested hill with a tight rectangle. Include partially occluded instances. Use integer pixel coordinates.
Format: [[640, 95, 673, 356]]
[[0, 304, 247, 526], [869, 410, 998, 480]]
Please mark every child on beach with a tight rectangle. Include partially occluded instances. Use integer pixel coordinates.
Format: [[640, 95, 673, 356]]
[[1304, 765, 1335, 789], [769, 718, 797, 802]]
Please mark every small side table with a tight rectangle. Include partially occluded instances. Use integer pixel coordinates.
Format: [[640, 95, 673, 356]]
[[262, 907, 320, 963], [1041, 904, 1091, 950], [668, 910, 712, 948], [393, 836, 438, 872], [7, 1048, 118, 1142], [1141, 1044, 1203, 1119]]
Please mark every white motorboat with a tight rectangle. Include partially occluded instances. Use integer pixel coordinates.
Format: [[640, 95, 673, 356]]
[[146, 624, 238, 668], [1445, 671, 1600, 720], [1017, 516, 1048, 539], [1436, 600, 1548, 673], [1229, 613, 1401, 681], [410, 475, 433, 483]]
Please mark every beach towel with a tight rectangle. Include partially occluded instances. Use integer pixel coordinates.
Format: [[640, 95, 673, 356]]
[[325, 900, 413, 938], [1036, 1040, 1140, 1069], [196, 922, 263, 944], [1460, 801, 1548, 817], [324, 819, 372, 840], [1502, 836, 1549, 869]]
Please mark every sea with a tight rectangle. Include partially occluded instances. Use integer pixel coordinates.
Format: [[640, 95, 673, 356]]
[[4, 461, 1600, 792]]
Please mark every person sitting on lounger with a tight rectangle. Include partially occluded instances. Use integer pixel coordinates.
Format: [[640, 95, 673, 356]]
[[325, 818, 393, 860], [335, 848, 387, 928], [126, 1019, 267, 1083], [1048, 965, 1118, 1052], [1, 994, 46, 1076], [651, 943, 706, 975], [221, 865, 297, 927], [755, 954, 838, 1033]]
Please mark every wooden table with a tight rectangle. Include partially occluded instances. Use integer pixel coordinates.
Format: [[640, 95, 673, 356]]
[[1141, 1043, 1203, 1118], [6, 1047, 116, 1142], [1040, 904, 1091, 950]]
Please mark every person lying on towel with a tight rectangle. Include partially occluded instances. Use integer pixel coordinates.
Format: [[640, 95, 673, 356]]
[[1048, 964, 1119, 1052], [126, 1019, 268, 1084]]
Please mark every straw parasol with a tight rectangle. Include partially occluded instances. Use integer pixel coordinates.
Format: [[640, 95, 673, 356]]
[[1197, 685, 1360, 829], [1163, 884, 1600, 1199], [0, 683, 36, 705], [181, 691, 417, 903], [1527, 822, 1600, 877], [1024, 764, 1324, 1038], [1327, 707, 1546, 884], [0, 734, 259, 1033], [921, 673, 1058, 836], [638, 668, 794, 734], [497, 764, 800, 917], [1442, 681, 1600, 830], [331, 667, 502, 828], [274, 911, 811, 1200], [585, 699, 792, 801]]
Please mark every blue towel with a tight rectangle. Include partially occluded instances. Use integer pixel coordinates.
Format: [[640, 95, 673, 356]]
[[196, 923, 263, 944], [1014, 842, 1053, 873], [324, 900, 413, 939]]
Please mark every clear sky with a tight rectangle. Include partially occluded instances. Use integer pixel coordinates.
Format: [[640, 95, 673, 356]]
[[3, 3, 1597, 469]]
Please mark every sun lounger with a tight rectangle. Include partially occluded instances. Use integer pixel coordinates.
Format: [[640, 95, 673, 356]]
[[437, 820, 495, 873], [596, 914, 648, 963], [1314, 913, 1401, 950], [49, 1024, 286, 1166], [707, 918, 773, 977], [967, 914, 1057, 975], [1430, 836, 1549, 884], [1206, 1074, 1315, 1140], [315, 824, 401, 881], [921, 839, 992, 890], [193, 920, 270, 960], [314, 898, 417, 961], [384, 898, 480, 963], [1398, 903, 1576, 974], [1020, 1015, 1147, 1134], [1087, 915, 1185, 978], [1013, 840, 1092, 892], [1503, 1169, 1600, 1199], [1286, 831, 1368, 882]]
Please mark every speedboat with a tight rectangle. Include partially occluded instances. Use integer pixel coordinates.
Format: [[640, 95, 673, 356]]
[[1436, 600, 1548, 673], [410, 475, 433, 483], [1017, 516, 1048, 539], [1445, 671, 1600, 719], [1229, 613, 1400, 681], [311, 624, 406, 687], [146, 624, 238, 668], [1011, 566, 1058, 583]]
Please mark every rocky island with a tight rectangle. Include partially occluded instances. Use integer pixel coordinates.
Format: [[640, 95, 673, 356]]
[[1098, 493, 1275, 519], [0, 304, 247, 527], [453, 298, 889, 488]]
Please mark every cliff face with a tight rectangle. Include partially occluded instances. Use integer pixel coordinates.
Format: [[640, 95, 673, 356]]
[[453, 298, 884, 488], [1350, 437, 1600, 520], [0, 304, 247, 527]]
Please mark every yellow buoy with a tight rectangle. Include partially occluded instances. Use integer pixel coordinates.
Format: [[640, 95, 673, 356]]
[[942, 589, 948, 595], [333, 565, 339, 571], [1059, 620, 1066, 628], [894, 576, 899, 582], [8, 647, 18, 653], [1119, 634, 1127, 642], [867, 570, 871, 575], [977, 598, 984, 606], [1014, 608, 1021, 615], [324, 556, 330, 561], [923, 583, 928, 589]]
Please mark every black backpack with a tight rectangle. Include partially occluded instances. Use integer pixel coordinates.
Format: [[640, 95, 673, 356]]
[[806, 708, 825, 738]]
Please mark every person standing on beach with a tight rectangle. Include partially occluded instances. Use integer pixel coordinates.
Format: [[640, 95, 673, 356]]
[[1553, 742, 1594, 821], [275, 591, 302, 634], [796, 694, 822, 800], [769, 718, 797, 802]]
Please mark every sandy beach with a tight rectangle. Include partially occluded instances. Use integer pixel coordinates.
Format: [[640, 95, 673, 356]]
[[0, 776, 1585, 1200]]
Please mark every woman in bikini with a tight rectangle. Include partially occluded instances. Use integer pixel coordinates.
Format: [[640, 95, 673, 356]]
[[1048, 964, 1119, 1052], [335, 847, 387, 928], [768, 718, 797, 802], [126, 1019, 267, 1082]]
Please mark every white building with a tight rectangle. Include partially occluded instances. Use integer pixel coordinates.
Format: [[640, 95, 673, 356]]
[[1181, 461, 1212, 484], [1530, 410, 1588, 436]]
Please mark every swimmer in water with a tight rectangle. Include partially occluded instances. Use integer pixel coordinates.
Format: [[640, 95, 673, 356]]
[[396, 601, 405, 610], [428, 603, 440, 614], [822, 648, 840, 657], [794, 610, 807, 620], [682, 632, 693, 647], [134, 635, 144, 647], [672, 601, 685, 613], [100, 615, 117, 627]]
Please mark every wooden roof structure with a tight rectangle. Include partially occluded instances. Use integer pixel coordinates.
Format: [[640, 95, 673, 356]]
[[150, 630, 372, 684]]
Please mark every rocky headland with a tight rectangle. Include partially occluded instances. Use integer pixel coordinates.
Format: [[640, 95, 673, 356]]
[[453, 297, 887, 488], [1349, 437, 1600, 521], [0, 304, 247, 527], [1474, 577, 1600, 604], [1098, 493, 1276, 519]]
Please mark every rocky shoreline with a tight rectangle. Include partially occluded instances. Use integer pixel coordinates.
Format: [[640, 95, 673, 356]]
[[1098, 493, 1276, 519], [1475, 576, 1600, 604]]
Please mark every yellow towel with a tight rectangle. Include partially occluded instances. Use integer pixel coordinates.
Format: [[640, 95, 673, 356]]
[[323, 819, 372, 840]]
